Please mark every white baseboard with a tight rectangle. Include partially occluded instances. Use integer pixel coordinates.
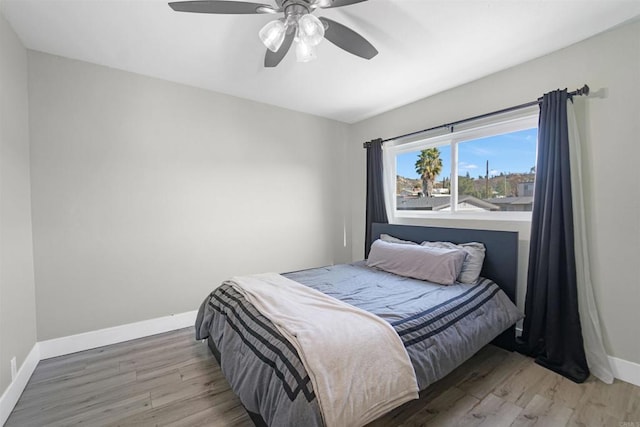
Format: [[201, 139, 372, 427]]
[[0, 343, 40, 426], [38, 310, 198, 360], [609, 356, 640, 387]]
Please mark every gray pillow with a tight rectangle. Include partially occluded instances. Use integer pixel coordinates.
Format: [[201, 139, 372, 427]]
[[420, 241, 486, 284], [379, 234, 418, 245], [367, 239, 466, 285]]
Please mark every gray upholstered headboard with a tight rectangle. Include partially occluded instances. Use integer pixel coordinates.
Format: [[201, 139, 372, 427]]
[[370, 223, 518, 304]]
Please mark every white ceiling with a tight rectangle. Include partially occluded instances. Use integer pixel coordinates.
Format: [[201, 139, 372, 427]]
[[2, 0, 640, 123]]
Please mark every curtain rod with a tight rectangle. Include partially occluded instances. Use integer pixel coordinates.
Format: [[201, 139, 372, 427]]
[[363, 84, 589, 148]]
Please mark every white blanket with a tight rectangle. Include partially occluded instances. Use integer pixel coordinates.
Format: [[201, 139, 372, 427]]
[[226, 273, 419, 427]]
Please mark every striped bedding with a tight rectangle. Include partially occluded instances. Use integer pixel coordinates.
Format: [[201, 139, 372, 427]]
[[195, 261, 523, 426]]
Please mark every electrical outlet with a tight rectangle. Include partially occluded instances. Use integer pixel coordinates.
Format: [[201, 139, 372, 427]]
[[10, 357, 17, 381]]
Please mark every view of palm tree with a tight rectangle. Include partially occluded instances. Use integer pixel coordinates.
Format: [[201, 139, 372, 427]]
[[414, 148, 443, 197]]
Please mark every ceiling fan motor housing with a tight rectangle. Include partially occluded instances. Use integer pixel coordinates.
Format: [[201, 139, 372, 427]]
[[283, 1, 313, 18]]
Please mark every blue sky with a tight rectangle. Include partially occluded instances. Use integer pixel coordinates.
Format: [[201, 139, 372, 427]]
[[397, 128, 538, 180]]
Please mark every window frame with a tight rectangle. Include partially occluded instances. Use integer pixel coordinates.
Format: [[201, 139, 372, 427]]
[[384, 111, 538, 222]]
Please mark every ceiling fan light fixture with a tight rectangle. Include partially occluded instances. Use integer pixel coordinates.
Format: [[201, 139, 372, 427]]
[[259, 19, 286, 52], [295, 38, 317, 62], [297, 13, 324, 46], [315, 0, 332, 7]]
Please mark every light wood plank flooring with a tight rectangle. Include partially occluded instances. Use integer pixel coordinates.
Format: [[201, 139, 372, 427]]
[[6, 328, 639, 426]]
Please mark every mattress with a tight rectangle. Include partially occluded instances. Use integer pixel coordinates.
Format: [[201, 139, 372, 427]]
[[195, 261, 523, 426]]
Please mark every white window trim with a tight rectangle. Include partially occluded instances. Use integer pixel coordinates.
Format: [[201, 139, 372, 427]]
[[384, 110, 538, 223]]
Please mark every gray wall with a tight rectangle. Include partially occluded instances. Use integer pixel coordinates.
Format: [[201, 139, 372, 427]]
[[27, 52, 351, 340], [348, 20, 640, 364], [0, 13, 38, 394]]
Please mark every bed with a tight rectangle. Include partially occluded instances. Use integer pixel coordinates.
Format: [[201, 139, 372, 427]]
[[195, 223, 522, 426]]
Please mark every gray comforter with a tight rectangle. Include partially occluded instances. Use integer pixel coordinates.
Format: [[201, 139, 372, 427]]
[[195, 261, 523, 426]]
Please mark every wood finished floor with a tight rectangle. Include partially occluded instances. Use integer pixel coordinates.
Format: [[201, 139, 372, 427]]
[[6, 328, 639, 427]]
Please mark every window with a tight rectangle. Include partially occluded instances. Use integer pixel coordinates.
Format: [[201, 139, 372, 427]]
[[386, 113, 538, 220]]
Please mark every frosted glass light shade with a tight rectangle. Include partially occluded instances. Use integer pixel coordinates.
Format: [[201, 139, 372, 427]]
[[297, 14, 324, 46], [316, 0, 332, 7], [295, 39, 317, 62], [259, 19, 286, 52]]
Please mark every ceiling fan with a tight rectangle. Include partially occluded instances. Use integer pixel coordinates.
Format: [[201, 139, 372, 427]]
[[168, 0, 378, 67]]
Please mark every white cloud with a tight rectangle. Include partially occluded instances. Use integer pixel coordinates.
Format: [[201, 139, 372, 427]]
[[489, 169, 501, 177], [459, 162, 478, 170]]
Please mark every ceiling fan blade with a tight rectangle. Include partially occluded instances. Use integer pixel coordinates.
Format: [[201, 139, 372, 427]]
[[264, 30, 295, 67], [318, 0, 367, 9], [319, 17, 378, 60], [168, 1, 277, 14]]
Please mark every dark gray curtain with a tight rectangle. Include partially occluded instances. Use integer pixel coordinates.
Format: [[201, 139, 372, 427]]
[[517, 89, 589, 383], [365, 138, 388, 258]]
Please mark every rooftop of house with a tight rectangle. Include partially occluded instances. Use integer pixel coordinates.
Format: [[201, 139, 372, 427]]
[[485, 196, 534, 206], [397, 196, 500, 211]]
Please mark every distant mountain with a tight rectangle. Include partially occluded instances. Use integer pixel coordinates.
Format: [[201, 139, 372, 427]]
[[396, 175, 421, 195]]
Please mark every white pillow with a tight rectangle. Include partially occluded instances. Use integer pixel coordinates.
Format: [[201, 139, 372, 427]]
[[379, 234, 418, 245], [367, 239, 466, 285], [420, 241, 486, 284]]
